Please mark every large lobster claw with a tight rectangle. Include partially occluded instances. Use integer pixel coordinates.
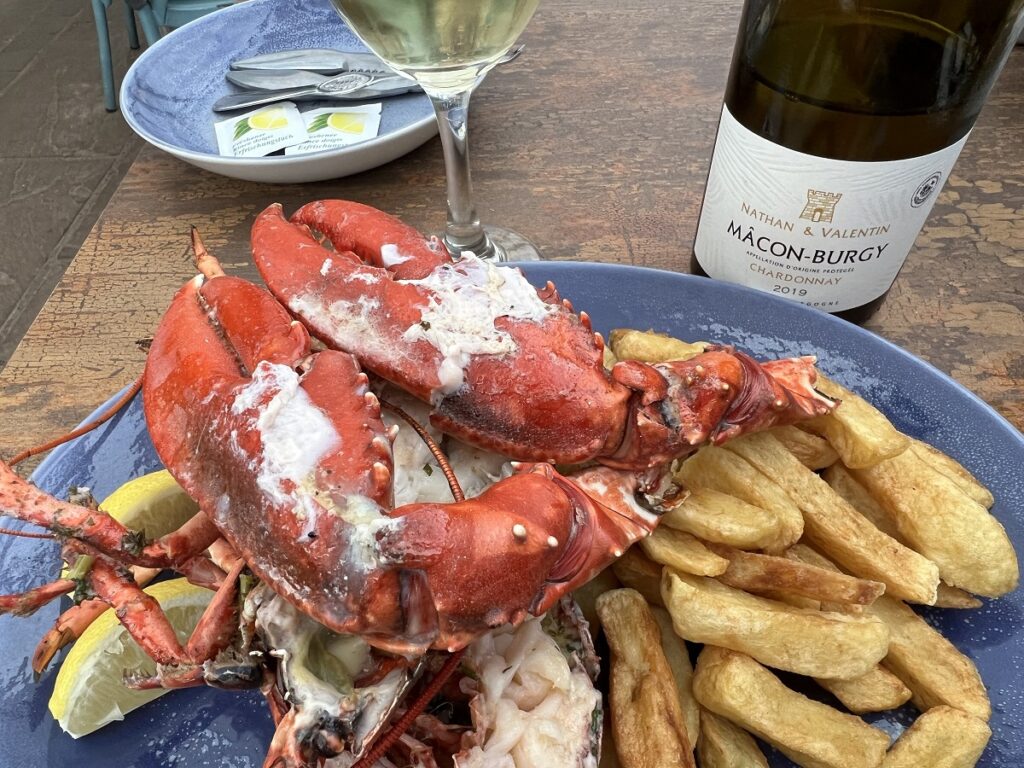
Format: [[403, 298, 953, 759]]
[[144, 272, 410, 640], [250, 201, 633, 464]]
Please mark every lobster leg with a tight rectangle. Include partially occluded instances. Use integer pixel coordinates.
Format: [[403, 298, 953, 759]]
[[87, 558, 189, 665], [0, 461, 222, 569], [124, 557, 247, 690], [0, 578, 76, 617], [31, 565, 159, 675]]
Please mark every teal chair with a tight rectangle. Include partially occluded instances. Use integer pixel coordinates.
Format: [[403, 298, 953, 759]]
[[90, 0, 232, 112]]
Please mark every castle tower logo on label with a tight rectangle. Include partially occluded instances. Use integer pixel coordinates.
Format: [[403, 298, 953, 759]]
[[800, 190, 843, 223]]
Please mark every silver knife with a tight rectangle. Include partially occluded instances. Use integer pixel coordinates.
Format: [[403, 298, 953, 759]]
[[226, 68, 423, 94], [230, 43, 525, 76], [230, 49, 396, 76], [212, 73, 419, 112]]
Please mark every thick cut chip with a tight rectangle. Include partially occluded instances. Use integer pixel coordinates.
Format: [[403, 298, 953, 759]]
[[933, 583, 983, 610], [851, 449, 1018, 597], [596, 589, 696, 768], [676, 447, 803, 553], [909, 439, 994, 509], [660, 488, 785, 551], [769, 425, 839, 470], [803, 377, 909, 468], [881, 705, 991, 768], [608, 328, 706, 363], [867, 595, 990, 720], [697, 709, 768, 768], [640, 527, 729, 576], [692, 647, 890, 768], [661, 570, 889, 680], [725, 432, 939, 604], [650, 607, 699, 749], [815, 665, 911, 714], [611, 547, 664, 607], [709, 543, 885, 606], [822, 463, 902, 541]]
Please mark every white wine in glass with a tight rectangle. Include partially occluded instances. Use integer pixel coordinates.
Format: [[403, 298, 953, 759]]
[[330, 0, 542, 261]]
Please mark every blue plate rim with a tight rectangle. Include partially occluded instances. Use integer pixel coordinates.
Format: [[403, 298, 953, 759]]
[[118, 0, 437, 166]]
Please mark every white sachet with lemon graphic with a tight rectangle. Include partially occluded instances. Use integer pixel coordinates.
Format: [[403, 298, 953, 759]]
[[284, 103, 383, 156], [214, 102, 307, 157]]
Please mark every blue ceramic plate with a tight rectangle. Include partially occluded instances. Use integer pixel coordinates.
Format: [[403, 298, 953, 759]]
[[120, 0, 436, 183], [1, 263, 1022, 766]]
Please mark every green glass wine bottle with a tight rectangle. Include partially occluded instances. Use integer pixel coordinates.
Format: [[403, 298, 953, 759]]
[[691, 0, 1024, 323]]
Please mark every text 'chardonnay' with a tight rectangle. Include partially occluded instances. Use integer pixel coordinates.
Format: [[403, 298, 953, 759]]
[[692, 0, 1024, 322]]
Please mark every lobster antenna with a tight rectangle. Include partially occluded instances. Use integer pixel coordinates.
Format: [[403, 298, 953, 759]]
[[0, 526, 55, 540], [351, 647, 468, 768], [6, 373, 144, 467], [379, 399, 464, 503]]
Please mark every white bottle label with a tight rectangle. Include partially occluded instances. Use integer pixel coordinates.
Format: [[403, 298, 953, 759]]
[[694, 105, 968, 312]]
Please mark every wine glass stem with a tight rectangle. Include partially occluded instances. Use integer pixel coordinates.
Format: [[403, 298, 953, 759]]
[[428, 88, 495, 260]]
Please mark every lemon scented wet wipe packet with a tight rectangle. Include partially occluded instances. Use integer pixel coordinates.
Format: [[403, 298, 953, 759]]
[[214, 102, 307, 157], [284, 104, 383, 156]]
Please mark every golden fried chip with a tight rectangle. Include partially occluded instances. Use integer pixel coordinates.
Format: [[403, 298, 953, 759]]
[[933, 582, 983, 610], [650, 607, 699, 748], [816, 665, 911, 714], [851, 449, 1018, 597], [709, 543, 885, 605], [596, 589, 695, 768], [769, 425, 839, 470], [725, 432, 939, 604], [909, 438, 994, 509], [803, 377, 909, 468], [676, 447, 803, 553], [660, 488, 785, 551], [822, 462, 902, 541], [867, 595, 991, 720], [640, 527, 729, 577], [881, 705, 991, 768], [611, 547, 664, 607], [697, 709, 768, 768], [662, 570, 889, 680], [608, 329, 706, 363], [692, 647, 890, 768]]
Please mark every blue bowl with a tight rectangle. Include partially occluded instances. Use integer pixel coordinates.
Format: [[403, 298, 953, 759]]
[[120, 0, 436, 183]]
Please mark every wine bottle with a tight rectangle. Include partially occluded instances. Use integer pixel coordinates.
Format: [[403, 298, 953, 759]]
[[692, 0, 1024, 323]]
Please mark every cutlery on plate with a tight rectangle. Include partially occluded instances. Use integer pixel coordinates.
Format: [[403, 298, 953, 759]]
[[226, 68, 420, 93], [230, 49, 396, 76], [230, 43, 525, 75], [212, 72, 420, 112]]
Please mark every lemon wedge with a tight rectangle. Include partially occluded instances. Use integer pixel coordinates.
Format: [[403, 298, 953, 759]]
[[249, 107, 290, 130], [327, 112, 367, 134], [100, 469, 199, 537], [49, 578, 213, 738]]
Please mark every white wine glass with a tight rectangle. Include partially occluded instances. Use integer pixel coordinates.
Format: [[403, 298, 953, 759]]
[[330, 0, 542, 261]]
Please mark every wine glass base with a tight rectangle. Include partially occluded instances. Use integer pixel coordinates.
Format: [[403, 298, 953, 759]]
[[485, 225, 542, 262], [445, 226, 542, 262]]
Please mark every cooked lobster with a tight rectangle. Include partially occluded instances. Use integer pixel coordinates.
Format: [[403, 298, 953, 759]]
[[0, 201, 834, 766]]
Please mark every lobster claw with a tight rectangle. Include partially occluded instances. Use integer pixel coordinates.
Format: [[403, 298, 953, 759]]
[[144, 271, 409, 642], [251, 201, 633, 464]]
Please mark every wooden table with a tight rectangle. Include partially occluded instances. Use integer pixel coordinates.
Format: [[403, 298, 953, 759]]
[[1, 3, 1022, 467]]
